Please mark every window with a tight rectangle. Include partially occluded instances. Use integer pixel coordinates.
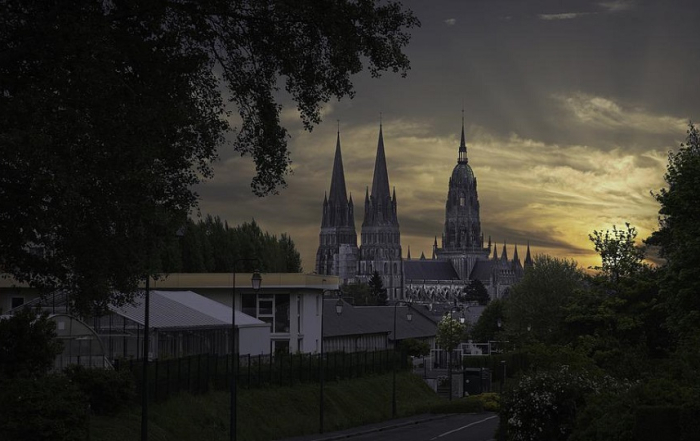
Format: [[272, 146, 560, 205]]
[[274, 294, 290, 333], [241, 294, 256, 317]]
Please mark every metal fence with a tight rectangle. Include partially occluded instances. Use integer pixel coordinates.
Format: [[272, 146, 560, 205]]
[[117, 349, 410, 402]]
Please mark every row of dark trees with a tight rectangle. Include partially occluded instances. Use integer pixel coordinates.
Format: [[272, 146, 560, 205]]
[[158, 216, 302, 274], [470, 124, 700, 441]]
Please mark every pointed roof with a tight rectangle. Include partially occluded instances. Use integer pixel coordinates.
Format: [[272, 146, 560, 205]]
[[420, 251, 426, 260], [371, 124, 391, 200], [493, 242, 499, 260], [501, 241, 509, 261], [407, 246, 411, 260], [458, 110, 468, 164], [513, 244, 520, 262], [329, 130, 348, 206], [525, 241, 533, 267]]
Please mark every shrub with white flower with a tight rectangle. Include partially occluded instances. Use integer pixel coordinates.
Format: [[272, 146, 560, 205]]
[[501, 365, 626, 441]]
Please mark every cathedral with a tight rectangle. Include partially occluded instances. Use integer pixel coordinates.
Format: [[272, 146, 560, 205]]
[[315, 119, 531, 302]]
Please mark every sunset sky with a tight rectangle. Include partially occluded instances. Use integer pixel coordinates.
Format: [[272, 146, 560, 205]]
[[195, 0, 700, 272]]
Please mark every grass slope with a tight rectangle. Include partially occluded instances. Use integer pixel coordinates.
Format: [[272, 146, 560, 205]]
[[89, 372, 447, 441]]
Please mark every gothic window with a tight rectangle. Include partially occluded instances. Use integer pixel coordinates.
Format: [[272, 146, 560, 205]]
[[384, 262, 388, 274], [459, 193, 466, 206], [393, 263, 398, 273]]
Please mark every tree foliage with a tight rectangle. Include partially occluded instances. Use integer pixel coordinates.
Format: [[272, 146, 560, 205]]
[[436, 315, 465, 352], [461, 279, 490, 305], [648, 123, 700, 338], [470, 299, 505, 343], [0, 0, 419, 315], [368, 271, 388, 306], [505, 255, 584, 344], [0, 308, 64, 379], [160, 216, 302, 273], [589, 223, 646, 284]]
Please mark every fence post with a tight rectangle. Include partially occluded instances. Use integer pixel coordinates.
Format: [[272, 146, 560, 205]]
[[166, 359, 170, 398], [187, 356, 191, 392], [154, 359, 159, 401]]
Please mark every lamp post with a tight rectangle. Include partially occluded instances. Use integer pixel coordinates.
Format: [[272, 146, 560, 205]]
[[231, 260, 262, 441], [140, 275, 150, 441], [320, 290, 343, 434], [392, 299, 413, 418]]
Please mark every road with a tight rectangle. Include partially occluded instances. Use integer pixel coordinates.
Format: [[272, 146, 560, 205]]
[[277, 413, 499, 441], [348, 414, 498, 441]]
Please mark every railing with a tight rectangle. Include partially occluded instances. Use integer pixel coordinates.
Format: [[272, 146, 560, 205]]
[[117, 349, 410, 402]]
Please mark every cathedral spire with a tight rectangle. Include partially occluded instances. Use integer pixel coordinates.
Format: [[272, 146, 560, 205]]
[[329, 128, 349, 207], [501, 241, 508, 262], [513, 244, 520, 263], [371, 123, 391, 202], [525, 241, 533, 268], [458, 110, 468, 164], [407, 246, 411, 260], [493, 242, 499, 260]]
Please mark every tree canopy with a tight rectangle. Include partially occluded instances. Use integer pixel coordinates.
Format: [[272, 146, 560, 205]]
[[368, 271, 388, 306], [159, 216, 302, 273], [648, 123, 700, 338], [505, 254, 584, 344], [0, 0, 419, 314]]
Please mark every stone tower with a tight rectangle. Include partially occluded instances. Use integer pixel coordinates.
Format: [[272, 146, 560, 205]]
[[359, 124, 403, 299], [315, 130, 358, 283], [435, 116, 491, 278]]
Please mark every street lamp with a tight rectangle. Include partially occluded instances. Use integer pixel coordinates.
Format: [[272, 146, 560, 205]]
[[320, 290, 343, 434], [392, 299, 413, 418], [140, 274, 151, 441], [231, 260, 262, 441]]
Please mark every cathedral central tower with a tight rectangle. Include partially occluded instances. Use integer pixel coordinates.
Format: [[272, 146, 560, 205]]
[[435, 117, 490, 279]]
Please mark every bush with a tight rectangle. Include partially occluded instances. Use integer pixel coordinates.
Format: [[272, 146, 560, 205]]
[[64, 365, 136, 415], [502, 365, 628, 441], [0, 375, 88, 440], [0, 307, 63, 379], [472, 392, 500, 412]]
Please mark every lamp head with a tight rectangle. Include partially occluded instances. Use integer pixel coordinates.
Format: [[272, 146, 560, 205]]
[[251, 270, 262, 291], [335, 297, 343, 315]]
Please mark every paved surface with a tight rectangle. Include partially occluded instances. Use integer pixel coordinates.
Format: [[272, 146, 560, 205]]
[[276, 413, 498, 441]]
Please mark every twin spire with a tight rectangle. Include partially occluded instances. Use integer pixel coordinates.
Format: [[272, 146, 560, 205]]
[[328, 129, 349, 208]]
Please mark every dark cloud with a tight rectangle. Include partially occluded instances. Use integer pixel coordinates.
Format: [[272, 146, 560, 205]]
[[195, 0, 700, 272]]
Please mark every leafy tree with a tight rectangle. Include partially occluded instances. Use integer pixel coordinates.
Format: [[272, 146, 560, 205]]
[[399, 338, 430, 357], [0, 308, 64, 379], [368, 271, 388, 306], [0, 0, 419, 315], [589, 223, 646, 284], [470, 299, 505, 343], [436, 315, 465, 353], [342, 282, 372, 306], [166, 217, 303, 273], [505, 255, 584, 344], [648, 123, 700, 338], [461, 279, 490, 305]]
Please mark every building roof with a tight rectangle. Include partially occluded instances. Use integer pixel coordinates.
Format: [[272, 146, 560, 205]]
[[110, 290, 267, 330], [323, 299, 436, 341], [470, 260, 494, 282], [147, 273, 338, 291], [404, 260, 460, 281]]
